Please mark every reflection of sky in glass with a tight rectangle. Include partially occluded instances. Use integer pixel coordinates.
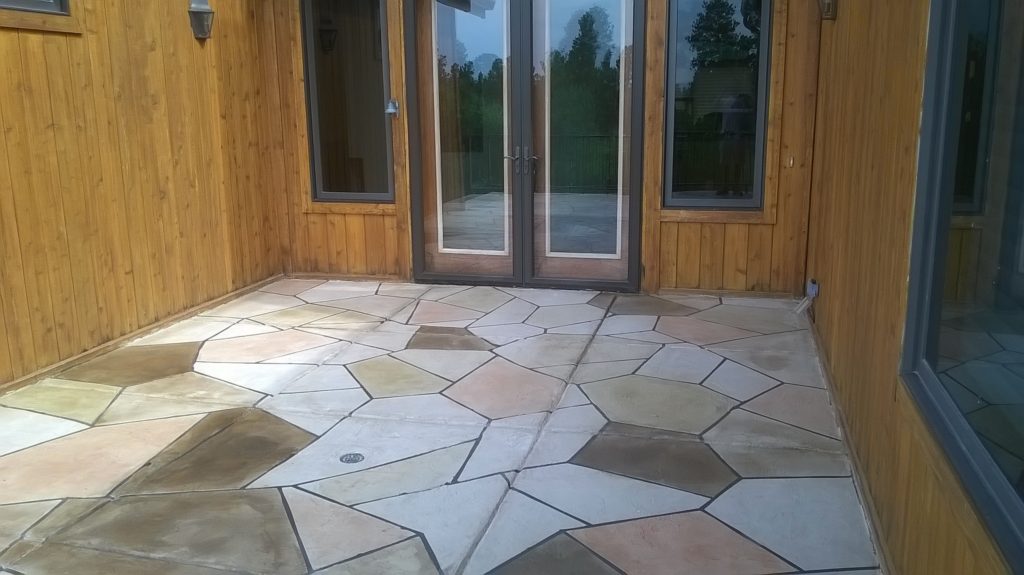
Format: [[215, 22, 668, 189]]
[[445, 0, 625, 70], [439, 0, 507, 68], [674, 0, 752, 87]]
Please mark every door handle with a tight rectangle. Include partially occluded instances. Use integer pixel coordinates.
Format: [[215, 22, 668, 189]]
[[504, 146, 521, 174], [524, 147, 540, 175]]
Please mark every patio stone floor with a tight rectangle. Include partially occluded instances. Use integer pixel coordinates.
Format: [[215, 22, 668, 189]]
[[0, 280, 881, 575]]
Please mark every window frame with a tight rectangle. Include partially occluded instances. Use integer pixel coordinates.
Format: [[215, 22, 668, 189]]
[[301, 0, 396, 203], [662, 0, 773, 210], [902, 0, 1024, 568], [0, 0, 67, 15]]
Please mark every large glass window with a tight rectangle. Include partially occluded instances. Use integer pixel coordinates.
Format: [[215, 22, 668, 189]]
[[664, 0, 771, 209], [0, 0, 68, 15], [906, 0, 1024, 566], [303, 0, 394, 202]]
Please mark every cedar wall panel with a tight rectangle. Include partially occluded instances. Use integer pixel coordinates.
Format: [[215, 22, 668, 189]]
[[806, 0, 1009, 572], [0, 1, 286, 386], [265, 0, 410, 278], [642, 0, 818, 295]]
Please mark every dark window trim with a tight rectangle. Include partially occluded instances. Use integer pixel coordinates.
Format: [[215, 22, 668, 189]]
[[301, 0, 396, 203], [903, 0, 1024, 568], [0, 0, 68, 15], [662, 0, 772, 210]]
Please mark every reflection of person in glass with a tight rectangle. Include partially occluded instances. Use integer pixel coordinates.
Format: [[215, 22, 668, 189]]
[[717, 93, 753, 197]]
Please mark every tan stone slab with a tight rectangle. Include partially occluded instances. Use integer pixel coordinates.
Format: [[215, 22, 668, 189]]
[[284, 488, 412, 569], [59, 343, 200, 387], [348, 356, 449, 398], [261, 278, 326, 296], [304, 442, 473, 505], [0, 415, 201, 504], [52, 489, 305, 574], [252, 304, 348, 328], [584, 376, 736, 434], [198, 329, 336, 363], [127, 372, 263, 404], [572, 512, 791, 575], [410, 301, 485, 325], [0, 407, 88, 457], [95, 395, 239, 425], [743, 384, 841, 439], [0, 379, 119, 424], [115, 409, 313, 496], [6, 542, 242, 575], [0, 500, 59, 552], [439, 286, 513, 313], [445, 358, 564, 419], [655, 316, 757, 346], [316, 538, 439, 575]]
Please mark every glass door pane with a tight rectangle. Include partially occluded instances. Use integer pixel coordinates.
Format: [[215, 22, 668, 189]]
[[529, 0, 634, 283], [418, 0, 515, 278]]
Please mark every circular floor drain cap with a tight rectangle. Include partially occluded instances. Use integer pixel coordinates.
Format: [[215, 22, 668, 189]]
[[339, 453, 365, 464]]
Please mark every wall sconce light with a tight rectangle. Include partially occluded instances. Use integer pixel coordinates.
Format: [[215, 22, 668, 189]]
[[189, 0, 215, 40], [384, 100, 400, 116], [319, 19, 338, 54], [819, 0, 837, 20]]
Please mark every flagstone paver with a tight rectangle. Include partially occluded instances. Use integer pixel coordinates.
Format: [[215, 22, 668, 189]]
[[0, 282, 875, 575]]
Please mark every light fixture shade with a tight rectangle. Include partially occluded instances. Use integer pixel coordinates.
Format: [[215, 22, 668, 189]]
[[189, 0, 215, 39]]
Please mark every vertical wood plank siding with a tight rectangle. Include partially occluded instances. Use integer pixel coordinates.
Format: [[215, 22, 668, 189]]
[[641, 0, 818, 295], [0, 1, 288, 384], [805, 0, 1011, 572]]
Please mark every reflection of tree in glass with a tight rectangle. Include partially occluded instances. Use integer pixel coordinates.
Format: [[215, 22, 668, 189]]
[[686, 0, 758, 70], [549, 7, 621, 193]]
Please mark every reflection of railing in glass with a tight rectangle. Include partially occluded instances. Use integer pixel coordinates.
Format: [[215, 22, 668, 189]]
[[669, 130, 755, 198], [452, 134, 620, 195]]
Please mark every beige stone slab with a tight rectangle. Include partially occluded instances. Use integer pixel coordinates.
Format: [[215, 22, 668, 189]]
[[127, 372, 263, 404], [744, 384, 841, 439], [391, 349, 493, 381], [0, 415, 201, 504], [445, 358, 564, 419], [251, 304, 347, 328], [304, 442, 473, 505], [315, 538, 439, 575], [197, 329, 336, 363], [284, 488, 412, 570], [636, 345, 723, 384], [584, 376, 736, 434], [0, 379, 119, 424], [194, 362, 312, 395], [526, 305, 605, 329], [494, 334, 591, 368], [129, 317, 236, 346], [693, 304, 807, 334], [0, 407, 88, 457], [703, 360, 780, 401], [572, 512, 791, 575], [439, 286, 513, 313], [654, 316, 757, 346], [580, 336, 661, 363], [210, 320, 279, 340], [410, 301, 485, 325], [349, 356, 450, 397], [201, 291, 305, 319], [96, 395, 239, 426], [260, 278, 326, 296], [0, 500, 60, 552], [321, 295, 414, 318]]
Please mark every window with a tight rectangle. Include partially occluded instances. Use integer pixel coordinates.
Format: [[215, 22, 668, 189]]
[[905, 0, 1024, 567], [663, 0, 771, 209], [303, 0, 394, 202], [0, 0, 68, 15]]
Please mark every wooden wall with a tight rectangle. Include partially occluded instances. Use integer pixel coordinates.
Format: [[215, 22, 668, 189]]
[[261, 0, 411, 279], [0, 0, 288, 386], [805, 0, 1010, 572], [641, 0, 819, 295]]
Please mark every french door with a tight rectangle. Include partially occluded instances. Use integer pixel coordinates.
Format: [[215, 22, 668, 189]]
[[410, 0, 643, 289]]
